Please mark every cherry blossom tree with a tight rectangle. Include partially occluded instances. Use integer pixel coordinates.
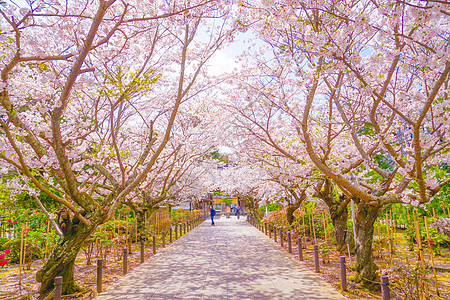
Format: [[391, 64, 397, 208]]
[[0, 0, 235, 295], [126, 105, 224, 228], [220, 163, 271, 214], [237, 0, 450, 284]]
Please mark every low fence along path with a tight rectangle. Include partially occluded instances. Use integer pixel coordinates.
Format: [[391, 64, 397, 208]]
[[95, 217, 345, 300]]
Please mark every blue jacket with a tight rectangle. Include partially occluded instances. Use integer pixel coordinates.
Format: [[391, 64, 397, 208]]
[[210, 208, 216, 216]]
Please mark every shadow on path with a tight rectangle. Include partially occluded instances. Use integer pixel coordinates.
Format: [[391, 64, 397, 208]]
[[94, 217, 345, 300]]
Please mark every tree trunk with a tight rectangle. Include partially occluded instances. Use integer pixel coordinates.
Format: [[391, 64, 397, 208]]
[[136, 210, 145, 237], [36, 220, 98, 298], [286, 202, 301, 225], [134, 205, 158, 240], [242, 196, 258, 217], [354, 200, 380, 285], [316, 179, 352, 252], [329, 202, 352, 252]]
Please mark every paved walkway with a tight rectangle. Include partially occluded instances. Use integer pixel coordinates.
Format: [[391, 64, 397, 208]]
[[95, 217, 346, 300]]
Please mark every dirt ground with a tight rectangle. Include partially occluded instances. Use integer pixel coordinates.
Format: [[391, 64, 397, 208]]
[[0, 242, 157, 300], [283, 231, 450, 300]]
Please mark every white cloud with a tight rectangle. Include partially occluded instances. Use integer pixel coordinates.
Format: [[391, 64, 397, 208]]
[[207, 50, 240, 76]]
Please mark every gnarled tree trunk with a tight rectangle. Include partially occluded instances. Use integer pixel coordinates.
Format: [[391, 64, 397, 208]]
[[36, 213, 103, 299], [354, 200, 380, 285], [329, 198, 352, 252], [286, 202, 301, 225], [316, 179, 352, 251], [286, 189, 306, 225]]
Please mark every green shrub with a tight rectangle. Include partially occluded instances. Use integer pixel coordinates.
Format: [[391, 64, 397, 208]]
[[2, 238, 21, 263], [405, 224, 450, 251], [258, 203, 282, 214], [0, 236, 10, 250]]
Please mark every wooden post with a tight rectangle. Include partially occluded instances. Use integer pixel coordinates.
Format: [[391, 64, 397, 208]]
[[274, 226, 277, 243], [314, 245, 320, 272], [269, 224, 272, 238], [162, 231, 165, 248], [280, 229, 284, 248], [381, 275, 390, 300], [175, 224, 178, 240], [54, 276, 62, 300], [97, 259, 103, 294], [170, 227, 173, 243], [298, 238, 303, 261], [123, 248, 128, 275], [288, 231, 292, 253], [340, 256, 347, 291], [140, 241, 144, 263], [152, 235, 156, 255]]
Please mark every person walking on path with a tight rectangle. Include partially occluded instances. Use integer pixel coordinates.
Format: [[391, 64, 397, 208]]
[[235, 205, 241, 219], [210, 205, 216, 225]]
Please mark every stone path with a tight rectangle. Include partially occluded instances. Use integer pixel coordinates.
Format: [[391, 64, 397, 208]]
[[95, 217, 346, 300]]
